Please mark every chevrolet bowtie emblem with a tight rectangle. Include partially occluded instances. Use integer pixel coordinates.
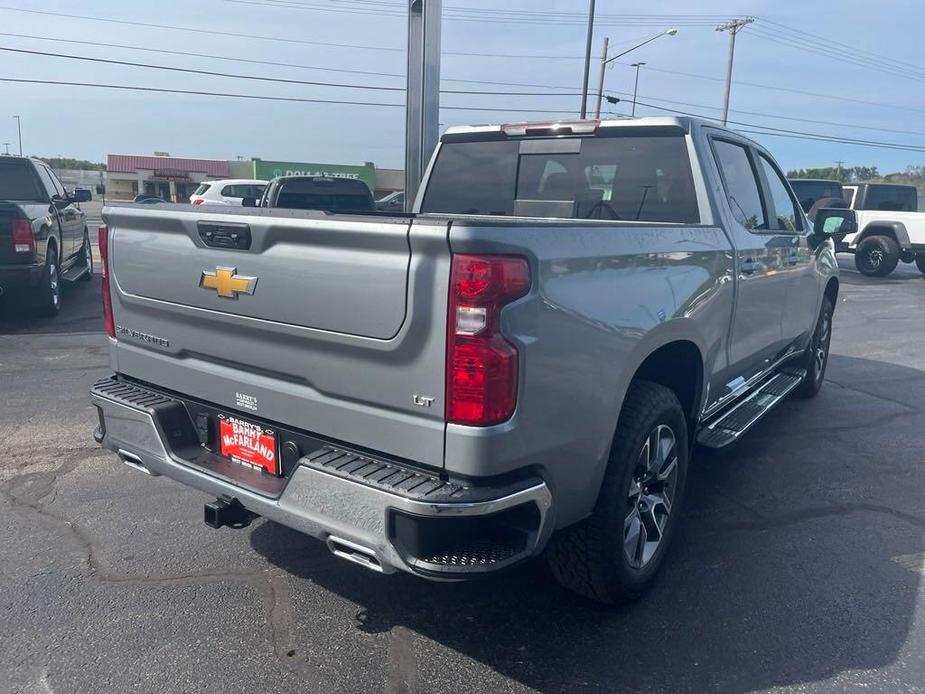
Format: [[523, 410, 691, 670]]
[[199, 266, 257, 299]]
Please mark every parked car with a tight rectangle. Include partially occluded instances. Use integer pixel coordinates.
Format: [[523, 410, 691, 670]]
[[791, 180, 925, 276], [245, 175, 374, 212], [375, 191, 405, 211], [788, 178, 849, 216], [91, 117, 850, 604], [189, 179, 267, 206], [0, 156, 92, 315]]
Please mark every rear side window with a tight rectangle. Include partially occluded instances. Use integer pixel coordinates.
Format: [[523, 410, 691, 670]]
[[193, 183, 211, 195], [712, 140, 766, 230], [0, 161, 44, 200], [421, 133, 700, 223], [34, 165, 60, 199], [221, 184, 245, 197], [863, 185, 917, 212]]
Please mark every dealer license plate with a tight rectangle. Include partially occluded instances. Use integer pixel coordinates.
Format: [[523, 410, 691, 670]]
[[217, 413, 279, 475]]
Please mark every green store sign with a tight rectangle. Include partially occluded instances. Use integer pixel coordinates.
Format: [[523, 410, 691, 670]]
[[252, 160, 376, 190]]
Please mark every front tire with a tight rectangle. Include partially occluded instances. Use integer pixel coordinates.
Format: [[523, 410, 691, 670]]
[[546, 381, 689, 604], [855, 235, 899, 277], [794, 296, 834, 399]]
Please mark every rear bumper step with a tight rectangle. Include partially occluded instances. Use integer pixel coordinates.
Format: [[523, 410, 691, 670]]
[[90, 376, 553, 578]]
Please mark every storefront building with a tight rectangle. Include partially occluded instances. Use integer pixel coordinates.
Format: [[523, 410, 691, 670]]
[[247, 159, 377, 192], [106, 154, 230, 201]]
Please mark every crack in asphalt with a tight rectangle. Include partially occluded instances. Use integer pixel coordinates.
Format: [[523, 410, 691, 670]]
[[0, 455, 300, 673]]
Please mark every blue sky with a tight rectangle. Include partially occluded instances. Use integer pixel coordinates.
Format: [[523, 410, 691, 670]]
[[0, 0, 923, 174]]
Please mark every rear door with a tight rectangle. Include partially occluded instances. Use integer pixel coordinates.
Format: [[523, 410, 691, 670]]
[[104, 205, 451, 468], [710, 136, 790, 381]]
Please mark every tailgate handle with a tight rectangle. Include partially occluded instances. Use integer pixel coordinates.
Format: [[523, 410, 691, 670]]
[[197, 222, 252, 250]]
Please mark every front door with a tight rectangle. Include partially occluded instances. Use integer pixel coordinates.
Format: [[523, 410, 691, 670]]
[[710, 137, 791, 387], [752, 150, 818, 348]]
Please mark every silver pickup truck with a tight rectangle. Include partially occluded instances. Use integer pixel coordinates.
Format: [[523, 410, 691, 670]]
[[90, 117, 854, 604]]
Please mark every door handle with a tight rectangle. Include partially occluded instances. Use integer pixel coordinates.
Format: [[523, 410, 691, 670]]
[[740, 258, 760, 275]]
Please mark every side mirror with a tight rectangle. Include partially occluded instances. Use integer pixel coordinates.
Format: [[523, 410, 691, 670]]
[[242, 197, 257, 207], [813, 208, 857, 238]]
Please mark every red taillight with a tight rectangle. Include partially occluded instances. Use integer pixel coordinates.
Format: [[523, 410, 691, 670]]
[[11, 218, 35, 254], [446, 254, 530, 426], [98, 224, 115, 338], [192, 198, 204, 205]]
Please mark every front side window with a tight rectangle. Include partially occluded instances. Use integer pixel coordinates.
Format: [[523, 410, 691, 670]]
[[757, 154, 802, 231], [712, 140, 766, 230], [421, 133, 700, 223]]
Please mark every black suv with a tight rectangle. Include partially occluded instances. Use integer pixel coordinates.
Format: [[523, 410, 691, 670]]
[[0, 156, 92, 315]]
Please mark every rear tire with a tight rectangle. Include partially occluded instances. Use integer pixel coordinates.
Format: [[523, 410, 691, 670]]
[[546, 381, 689, 605], [77, 229, 93, 281], [794, 296, 834, 399], [916, 255, 925, 276], [855, 235, 899, 277], [33, 243, 62, 316]]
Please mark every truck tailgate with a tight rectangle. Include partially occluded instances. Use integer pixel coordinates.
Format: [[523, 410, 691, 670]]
[[103, 204, 450, 468]]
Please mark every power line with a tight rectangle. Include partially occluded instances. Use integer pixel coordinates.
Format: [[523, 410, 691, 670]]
[[0, 76, 589, 115], [608, 88, 925, 138], [748, 27, 925, 82], [629, 98, 925, 153], [10, 39, 924, 140], [235, 0, 725, 27], [0, 45, 588, 96], [0, 6, 664, 60], [1, 73, 923, 154], [6, 29, 925, 118]]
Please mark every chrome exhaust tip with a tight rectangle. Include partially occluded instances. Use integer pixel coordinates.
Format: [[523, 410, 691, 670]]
[[327, 535, 383, 573], [117, 449, 160, 476]]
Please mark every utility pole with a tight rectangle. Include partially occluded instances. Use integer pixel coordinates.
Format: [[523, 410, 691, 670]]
[[580, 0, 596, 118], [13, 115, 21, 155], [592, 37, 608, 120], [405, 0, 441, 211], [2, 142, 9, 155], [630, 62, 645, 117], [835, 160, 845, 180], [715, 17, 754, 126]]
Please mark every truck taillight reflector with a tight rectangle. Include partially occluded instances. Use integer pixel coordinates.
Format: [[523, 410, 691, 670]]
[[98, 224, 115, 338], [447, 254, 529, 426], [11, 218, 34, 254]]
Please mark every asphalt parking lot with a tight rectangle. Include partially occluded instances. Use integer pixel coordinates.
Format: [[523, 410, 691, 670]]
[[1, 255, 923, 693]]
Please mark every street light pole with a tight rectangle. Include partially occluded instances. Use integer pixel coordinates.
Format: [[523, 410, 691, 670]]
[[2, 142, 9, 156], [630, 62, 645, 117], [592, 37, 608, 121], [13, 115, 21, 155], [715, 17, 754, 126], [593, 28, 677, 119], [579, 0, 596, 118]]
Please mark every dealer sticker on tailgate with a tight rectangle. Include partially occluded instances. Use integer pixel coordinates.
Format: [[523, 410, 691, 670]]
[[217, 414, 278, 475]]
